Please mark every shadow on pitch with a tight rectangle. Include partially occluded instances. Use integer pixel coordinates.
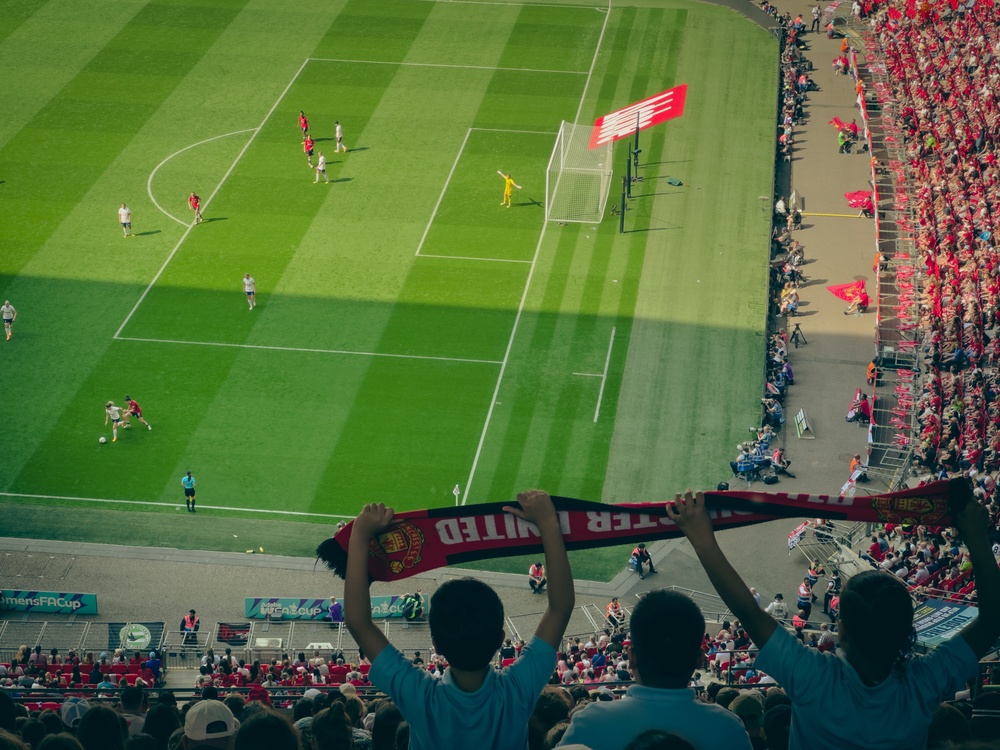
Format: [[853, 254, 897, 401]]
[[346, 146, 369, 153], [514, 199, 543, 209], [203, 217, 227, 224], [134, 230, 162, 237], [332, 177, 353, 184], [638, 160, 692, 168]]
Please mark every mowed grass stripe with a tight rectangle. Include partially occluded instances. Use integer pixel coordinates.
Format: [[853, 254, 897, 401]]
[[604, 7, 777, 501], [0, 0, 44, 45], [308, 358, 503, 514], [2, 3, 354, 493], [0, 3, 252, 488], [305, 4, 549, 513], [0, 1, 142, 150], [453, 7, 618, 505], [0, 1, 246, 284]]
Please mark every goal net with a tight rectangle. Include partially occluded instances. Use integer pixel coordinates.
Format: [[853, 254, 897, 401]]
[[545, 121, 614, 224]]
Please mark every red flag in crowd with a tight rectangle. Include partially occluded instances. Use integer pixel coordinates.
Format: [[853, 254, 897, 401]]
[[827, 280, 866, 302]]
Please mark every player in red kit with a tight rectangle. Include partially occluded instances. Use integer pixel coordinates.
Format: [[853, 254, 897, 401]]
[[298, 110, 309, 138], [122, 395, 152, 431], [188, 192, 203, 224], [303, 135, 315, 168]]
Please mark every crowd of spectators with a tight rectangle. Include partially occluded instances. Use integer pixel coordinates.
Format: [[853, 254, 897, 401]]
[[0, 650, 162, 694], [863, 0, 1000, 532], [723, 6, 819, 486], [9, 2, 1000, 749]]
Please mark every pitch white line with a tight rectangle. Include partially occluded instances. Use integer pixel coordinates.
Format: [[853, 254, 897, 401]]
[[416, 128, 472, 257], [573, 1, 610, 123], [147, 129, 256, 227], [470, 127, 557, 135], [593, 325, 615, 422], [572, 372, 602, 377], [460, 1, 611, 505], [115, 335, 502, 365], [0, 492, 353, 520], [114, 58, 311, 340], [413, 0, 599, 8], [416, 127, 553, 262], [309, 57, 587, 75], [419, 254, 532, 263]]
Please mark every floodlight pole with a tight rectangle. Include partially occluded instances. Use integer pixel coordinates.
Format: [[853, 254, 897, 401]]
[[619, 175, 627, 234]]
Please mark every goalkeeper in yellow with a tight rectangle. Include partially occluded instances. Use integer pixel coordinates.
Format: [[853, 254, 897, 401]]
[[498, 170, 522, 207]]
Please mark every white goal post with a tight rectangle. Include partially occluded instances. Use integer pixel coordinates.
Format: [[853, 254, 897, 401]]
[[545, 120, 614, 224]]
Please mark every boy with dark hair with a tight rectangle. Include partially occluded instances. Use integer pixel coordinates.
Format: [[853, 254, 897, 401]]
[[345, 489, 573, 750], [666, 487, 1000, 750], [558, 590, 750, 749]]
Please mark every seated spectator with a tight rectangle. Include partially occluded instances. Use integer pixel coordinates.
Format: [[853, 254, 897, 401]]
[[557, 590, 751, 749]]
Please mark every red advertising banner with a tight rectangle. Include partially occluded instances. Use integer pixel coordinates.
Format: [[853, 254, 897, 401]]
[[589, 85, 688, 149]]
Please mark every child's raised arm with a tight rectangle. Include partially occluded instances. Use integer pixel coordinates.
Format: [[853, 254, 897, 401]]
[[955, 498, 1000, 657], [503, 490, 574, 650], [666, 490, 778, 648], [344, 503, 394, 661]]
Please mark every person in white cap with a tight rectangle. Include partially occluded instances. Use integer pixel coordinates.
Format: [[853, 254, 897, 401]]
[[183, 699, 240, 749], [61, 697, 90, 732]]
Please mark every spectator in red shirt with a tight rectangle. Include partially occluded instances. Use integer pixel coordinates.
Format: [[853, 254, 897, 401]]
[[867, 536, 885, 563], [529, 561, 546, 593]]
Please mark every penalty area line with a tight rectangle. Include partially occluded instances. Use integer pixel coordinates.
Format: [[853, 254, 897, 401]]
[[0, 492, 353, 521], [115, 335, 503, 365], [593, 326, 616, 422], [416, 128, 472, 258], [309, 57, 587, 75]]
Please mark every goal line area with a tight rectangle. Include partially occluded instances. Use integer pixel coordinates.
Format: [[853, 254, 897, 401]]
[[545, 120, 613, 224]]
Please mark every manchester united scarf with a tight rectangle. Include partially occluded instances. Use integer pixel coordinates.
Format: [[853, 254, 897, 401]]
[[316, 479, 969, 582]]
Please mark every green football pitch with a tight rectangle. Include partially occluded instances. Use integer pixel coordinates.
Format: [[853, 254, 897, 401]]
[[0, 0, 776, 581]]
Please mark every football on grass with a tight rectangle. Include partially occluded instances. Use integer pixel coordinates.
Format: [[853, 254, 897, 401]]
[[99, 436, 107, 444]]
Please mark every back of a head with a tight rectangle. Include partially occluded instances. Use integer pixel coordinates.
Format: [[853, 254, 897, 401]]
[[927, 702, 971, 747], [120, 686, 144, 712], [0, 692, 17, 733], [311, 705, 352, 750], [0, 728, 29, 750], [36, 736, 85, 750], [630, 591, 704, 688], [233, 710, 298, 750], [124, 735, 157, 750], [838, 571, 915, 673], [141, 703, 181, 745], [762, 704, 791, 750], [77, 705, 126, 750], [342, 695, 365, 728], [623, 729, 697, 750], [371, 703, 403, 750], [428, 578, 504, 670]]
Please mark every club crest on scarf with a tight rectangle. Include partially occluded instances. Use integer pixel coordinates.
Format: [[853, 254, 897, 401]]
[[869, 493, 947, 526], [371, 521, 426, 575]]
